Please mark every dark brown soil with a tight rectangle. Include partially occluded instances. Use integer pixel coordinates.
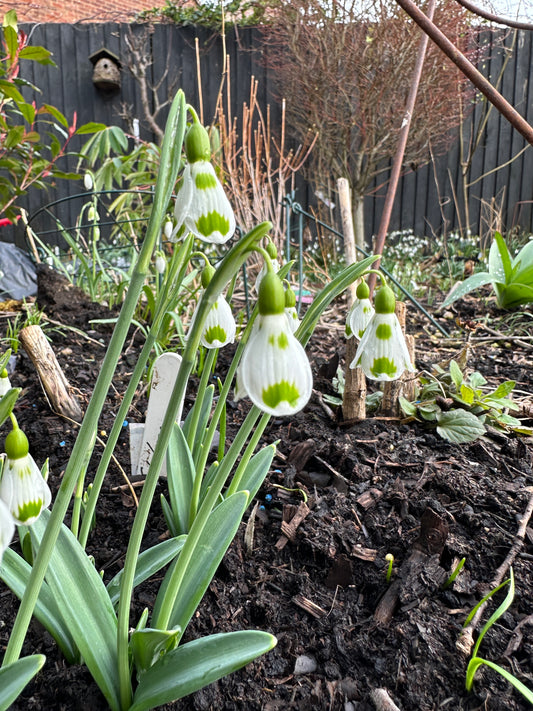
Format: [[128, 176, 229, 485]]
[[1, 266, 532, 711]]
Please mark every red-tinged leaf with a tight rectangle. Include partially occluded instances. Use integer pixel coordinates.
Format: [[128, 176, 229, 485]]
[[24, 131, 40, 143], [3, 25, 18, 63]]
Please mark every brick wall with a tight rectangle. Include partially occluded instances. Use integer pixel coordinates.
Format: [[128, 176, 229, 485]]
[[7, 0, 168, 23]]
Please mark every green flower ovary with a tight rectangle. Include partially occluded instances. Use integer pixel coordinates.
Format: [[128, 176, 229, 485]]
[[370, 357, 397, 378], [262, 381, 300, 409], [16, 498, 43, 523], [195, 212, 230, 238], [204, 325, 227, 345]]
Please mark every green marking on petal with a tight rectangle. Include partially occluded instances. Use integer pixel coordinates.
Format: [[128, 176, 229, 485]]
[[262, 381, 300, 409], [370, 357, 397, 378], [16, 499, 43, 523], [375, 323, 392, 340], [277, 332, 289, 349], [195, 172, 218, 190], [204, 325, 227, 345], [195, 211, 230, 238]]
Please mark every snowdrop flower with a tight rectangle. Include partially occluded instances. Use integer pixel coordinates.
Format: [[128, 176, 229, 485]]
[[238, 269, 312, 416], [189, 261, 236, 349], [351, 285, 414, 381], [83, 173, 93, 191], [0, 425, 51, 525], [284, 283, 300, 333], [0, 497, 14, 566], [171, 119, 235, 245], [0, 368, 11, 397], [346, 281, 375, 339]]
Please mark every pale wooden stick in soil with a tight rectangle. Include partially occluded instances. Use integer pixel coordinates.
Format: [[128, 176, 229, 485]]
[[19, 324, 83, 422], [338, 177, 367, 422]]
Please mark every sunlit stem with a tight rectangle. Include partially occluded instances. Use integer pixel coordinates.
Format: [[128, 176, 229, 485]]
[[2, 90, 187, 673]]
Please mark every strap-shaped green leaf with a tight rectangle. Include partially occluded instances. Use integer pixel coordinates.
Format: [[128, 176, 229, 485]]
[[0, 548, 78, 663], [499, 282, 533, 309], [490, 232, 512, 284], [130, 630, 277, 711], [106, 535, 186, 607], [166, 423, 195, 535], [0, 654, 45, 711], [0, 387, 20, 428], [152, 492, 248, 632], [30, 511, 121, 711], [181, 384, 214, 453], [512, 240, 533, 285], [440, 272, 493, 309], [226, 443, 276, 502], [130, 626, 181, 678]]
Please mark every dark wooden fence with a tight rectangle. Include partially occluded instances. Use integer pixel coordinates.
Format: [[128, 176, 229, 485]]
[[9, 23, 533, 248]]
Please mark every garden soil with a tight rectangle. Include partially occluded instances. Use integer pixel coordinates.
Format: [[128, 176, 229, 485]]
[[1, 265, 532, 711]]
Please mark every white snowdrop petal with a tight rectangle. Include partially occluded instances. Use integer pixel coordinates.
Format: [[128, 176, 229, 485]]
[[0, 455, 52, 525], [200, 295, 236, 348], [351, 313, 414, 381], [185, 162, 236, 244], [240, 313, 313, 416], [347, 298, 375, 340], [284, 307, 300, 333], [171, 164, 193, 242], [0, 497, 14, 566]]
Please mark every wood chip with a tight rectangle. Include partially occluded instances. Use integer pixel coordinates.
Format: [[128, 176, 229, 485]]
[[352, 544, 378, 561], [357, 488, 383, 509], [292, 594, 327, 619]]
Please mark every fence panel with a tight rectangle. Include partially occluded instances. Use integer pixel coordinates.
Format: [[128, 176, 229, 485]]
[[9, 23, 533, 250]]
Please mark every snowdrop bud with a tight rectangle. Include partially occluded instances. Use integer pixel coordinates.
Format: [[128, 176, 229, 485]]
[[163, 221, 174, 240], [284, 284, 300, 333], [0, 426, 52, 525], [84, 173, 93, 191], [154, 252, 166, 274]]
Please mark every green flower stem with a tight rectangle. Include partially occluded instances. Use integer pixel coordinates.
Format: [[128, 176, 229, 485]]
[[2, 90, 187, 669], [78, 234, 194, 549], [186, 347, 217, 450], [116, 222, 271, 709], [187, 348, 218, 527], [225, 411, 271, 499]]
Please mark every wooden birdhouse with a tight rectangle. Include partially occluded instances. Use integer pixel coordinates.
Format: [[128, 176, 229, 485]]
[[89, 48, 121, 93]]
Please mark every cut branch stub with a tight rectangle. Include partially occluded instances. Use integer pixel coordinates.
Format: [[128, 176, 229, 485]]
[[19, 325, 83, 422]]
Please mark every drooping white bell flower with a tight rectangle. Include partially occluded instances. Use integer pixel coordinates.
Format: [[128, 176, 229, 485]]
[[0, 497, 14, 566], [351, 285, 414, 381], [188, 261, 236, 349], [194, 294, 236, 349], [171, 121, 235, 245], [346, 280, 375, 340], [0, 426, 52, 525], [0, 368, 11, 397], [238, 270, 312, 416]]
